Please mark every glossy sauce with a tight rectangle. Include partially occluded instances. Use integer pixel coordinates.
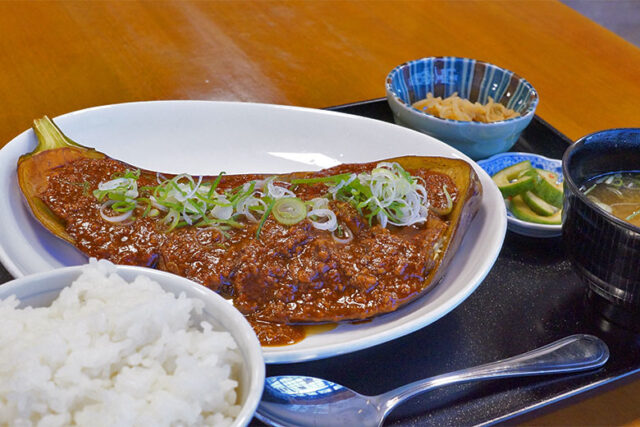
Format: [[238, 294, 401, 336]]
[[250, 319, 338, 346], [40, 158, 458, 345]]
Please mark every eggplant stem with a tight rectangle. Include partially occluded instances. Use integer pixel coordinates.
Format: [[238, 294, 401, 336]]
[[32, 116, 85, 154], [17, 116, 104, 245]]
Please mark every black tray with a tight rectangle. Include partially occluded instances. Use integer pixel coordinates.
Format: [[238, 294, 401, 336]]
[[259, 99, 640, 425], [1, 100, 638, 426]]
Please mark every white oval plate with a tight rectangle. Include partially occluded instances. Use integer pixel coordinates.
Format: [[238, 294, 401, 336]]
[[0, 101, 506, 363]]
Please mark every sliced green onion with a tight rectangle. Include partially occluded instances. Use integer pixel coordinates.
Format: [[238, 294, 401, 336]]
[[111, 200, 136, 213], [229, 181, 256, 205], [626, 208, 640, 221], [207, 172, 225, 198], [272, 197, 307, 225], [256, 199, 276, 239], [431, 185, 453, 216], [307, 208, 338, 231], [93, 162, 429, 233], [328, 162, 428, 228], [162, 209, 181, 232], [610, 175, 624, 187], [99, 201, 134, 223], [110, 169, 140, 180]]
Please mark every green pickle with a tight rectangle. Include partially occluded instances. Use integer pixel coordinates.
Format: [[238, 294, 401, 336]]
[[492, 161, 563, 224], [492, 161, 538, 197], [509, 195, 562, 225], [532, 168, 563, 208]]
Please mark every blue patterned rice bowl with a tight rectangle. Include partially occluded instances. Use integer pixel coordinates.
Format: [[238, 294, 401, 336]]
[[386, 57, 538, 160]]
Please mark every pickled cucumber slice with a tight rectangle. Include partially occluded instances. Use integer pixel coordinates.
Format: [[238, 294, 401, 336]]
[[492, 161, 538, 197], [522, 191, 559, 216], [510, 195, 562, 224], [532, 168, 563, 208]]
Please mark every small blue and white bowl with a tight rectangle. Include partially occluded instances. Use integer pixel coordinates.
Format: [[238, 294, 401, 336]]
[[386, 57, 538, 160], [478, 152, 563, 238]]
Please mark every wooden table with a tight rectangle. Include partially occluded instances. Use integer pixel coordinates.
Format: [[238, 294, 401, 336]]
[[1, 1, 639, 425]]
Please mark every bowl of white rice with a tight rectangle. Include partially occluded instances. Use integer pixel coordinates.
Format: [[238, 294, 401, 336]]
[[0, 259, 264, 426]]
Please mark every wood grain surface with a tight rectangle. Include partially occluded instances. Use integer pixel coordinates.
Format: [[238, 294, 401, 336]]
[[1, 0, 639, 147], [1, 1, 640, 425]]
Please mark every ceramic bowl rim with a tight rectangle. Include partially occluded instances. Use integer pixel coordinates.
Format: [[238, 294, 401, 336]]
[[478, 151, 562, 235], [0, 264, 265, 427], [562, 127, 640, 235], [385, 56, 539, 127]]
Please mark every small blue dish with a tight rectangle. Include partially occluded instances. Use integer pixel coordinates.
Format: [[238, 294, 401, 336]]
[[386, 57, 538, 160], [478, 152, 562, 238]]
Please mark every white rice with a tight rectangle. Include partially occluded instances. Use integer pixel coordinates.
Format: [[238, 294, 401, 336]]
[[0, 259, 242, 427]]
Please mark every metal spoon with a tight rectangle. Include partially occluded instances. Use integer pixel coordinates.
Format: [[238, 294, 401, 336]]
[[256, 334, 608, 427]]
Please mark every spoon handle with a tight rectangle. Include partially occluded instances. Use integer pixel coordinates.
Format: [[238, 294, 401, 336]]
[[379, 334, 608, 416]]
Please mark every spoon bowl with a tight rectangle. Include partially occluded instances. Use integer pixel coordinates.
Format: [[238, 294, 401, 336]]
[[257, 334, 608, 427]]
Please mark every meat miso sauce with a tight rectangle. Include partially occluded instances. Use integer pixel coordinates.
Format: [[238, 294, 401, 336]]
[[39, 158, 460, 345]]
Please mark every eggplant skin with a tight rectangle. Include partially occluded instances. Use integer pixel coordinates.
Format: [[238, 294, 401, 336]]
[[18, 150, 105, 245], [381, 156, 483, 302], [17, 117, 482, 320]]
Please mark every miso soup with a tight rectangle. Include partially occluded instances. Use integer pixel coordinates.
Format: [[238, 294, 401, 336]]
[[580, 172, 640, 227]]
